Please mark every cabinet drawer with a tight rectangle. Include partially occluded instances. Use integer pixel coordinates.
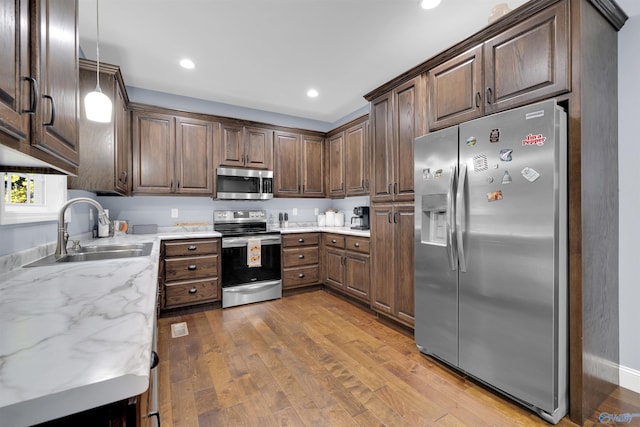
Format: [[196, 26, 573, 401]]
[[165, 278, 218, 307], [345, 236, 370, 254], [283, 265, 320, 287], [282, 233, 320, 247], [165, 255, 218, 281], [164, 239, 218, 257], [282, 246, 319, 267], [324, 234, 345, 249]]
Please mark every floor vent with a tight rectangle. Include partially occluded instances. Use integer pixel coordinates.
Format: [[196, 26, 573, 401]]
[[170, 322, 189, 338]]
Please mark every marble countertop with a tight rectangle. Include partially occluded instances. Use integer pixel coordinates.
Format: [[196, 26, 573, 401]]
[[0, 226, 366, 426], [0, 234, 167, 427], [273, 226, 370, 238]]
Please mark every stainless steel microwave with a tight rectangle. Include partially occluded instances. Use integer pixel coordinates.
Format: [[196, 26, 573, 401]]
[[216, 167, 274, 200]]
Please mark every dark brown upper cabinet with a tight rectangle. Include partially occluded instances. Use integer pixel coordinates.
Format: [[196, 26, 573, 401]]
[[0, 0, 79, 174], [326, 116, 369, 198], [370, 76, 424, 203], [69, 59, 131, 195], [132, 110, 215, 196], [428, 0, 569, 130], [274, 130, 324, 197], [219, 123, 273, 170]]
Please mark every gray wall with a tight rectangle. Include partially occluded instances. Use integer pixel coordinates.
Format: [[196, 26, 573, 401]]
[[0, 190, 98, 256], [618, 15, 640, 375], [127, 87, 369, 133], [96, 195, 369, 229]]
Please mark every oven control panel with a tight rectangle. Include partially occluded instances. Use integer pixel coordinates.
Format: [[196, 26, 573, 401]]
[[213, 210, 266, 224]]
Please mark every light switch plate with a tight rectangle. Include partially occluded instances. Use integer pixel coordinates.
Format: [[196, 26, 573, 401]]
[[171, 208, 179, 218]]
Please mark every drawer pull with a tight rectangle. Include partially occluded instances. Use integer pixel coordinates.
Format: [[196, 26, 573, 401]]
[[298, 273, 305, 278], [298, 254, 305, 259], [188, 288, 197, 294], [354, 242, 360, 247], [187, 245, 197, 251], [298, 238, 304, 243], [331, 239, 337, 243], [187, 265, 197, 271]]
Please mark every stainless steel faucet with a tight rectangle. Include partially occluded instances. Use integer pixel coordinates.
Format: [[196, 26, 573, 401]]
[[55, 197, 109, 257]]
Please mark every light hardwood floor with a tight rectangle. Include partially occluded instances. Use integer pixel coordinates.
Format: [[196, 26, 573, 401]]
[[156, 291, 629, 426]]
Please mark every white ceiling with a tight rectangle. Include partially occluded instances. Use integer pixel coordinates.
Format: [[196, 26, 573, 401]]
[[78, 0, 636, 125]]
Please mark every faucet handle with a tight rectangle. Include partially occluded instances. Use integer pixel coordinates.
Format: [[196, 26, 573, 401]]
[[71, 240, 81, 251]]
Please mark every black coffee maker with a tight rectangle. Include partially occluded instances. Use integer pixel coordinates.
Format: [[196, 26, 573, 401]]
[[351, 206, 370, 230]]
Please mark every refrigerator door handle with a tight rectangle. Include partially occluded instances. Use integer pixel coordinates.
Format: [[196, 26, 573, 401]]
[[446, 165, 457, 271], [456, 163, 468, 272]]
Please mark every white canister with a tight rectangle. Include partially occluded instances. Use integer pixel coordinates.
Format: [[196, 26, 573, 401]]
[[335, 212, 345, 227], [325, 211, 335, 227], [317, 214, 326, 226]]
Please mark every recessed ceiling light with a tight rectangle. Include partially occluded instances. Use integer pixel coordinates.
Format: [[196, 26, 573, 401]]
[[179, 58, 195, 69], [419, 0, 441, 10], [307, 89, 319, 98]]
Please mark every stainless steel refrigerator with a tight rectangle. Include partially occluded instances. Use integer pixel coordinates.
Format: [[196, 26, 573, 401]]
[[414, 99, 568, 424]]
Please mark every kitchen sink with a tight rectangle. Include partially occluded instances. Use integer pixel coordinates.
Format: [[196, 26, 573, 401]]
[[24, 242, 153, 267]]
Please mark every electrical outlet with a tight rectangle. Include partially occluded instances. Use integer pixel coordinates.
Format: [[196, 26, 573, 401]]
[[292, 208, 298, 216], [171, 208, 179, 218], [314, 208, 319, 215]]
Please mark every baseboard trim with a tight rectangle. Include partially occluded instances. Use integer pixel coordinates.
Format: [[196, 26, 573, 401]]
[[620, 364, 640, 394]]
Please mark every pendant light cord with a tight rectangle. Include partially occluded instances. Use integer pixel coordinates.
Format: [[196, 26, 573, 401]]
[[95, 0, 102, 92]]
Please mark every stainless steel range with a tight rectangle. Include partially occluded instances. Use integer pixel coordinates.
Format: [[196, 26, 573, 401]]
[[214, 210, 281, 308]]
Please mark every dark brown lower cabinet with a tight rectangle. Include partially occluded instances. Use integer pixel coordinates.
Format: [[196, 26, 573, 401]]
[[370, 203, 414, 328], [323, 234, 370, 303], [282, 233, 321, 290]]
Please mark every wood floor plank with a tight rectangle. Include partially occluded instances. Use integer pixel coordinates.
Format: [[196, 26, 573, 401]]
[[157, 291, 588, 427]]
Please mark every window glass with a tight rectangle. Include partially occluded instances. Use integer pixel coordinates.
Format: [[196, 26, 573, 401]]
[[0, 173, 67, 225]]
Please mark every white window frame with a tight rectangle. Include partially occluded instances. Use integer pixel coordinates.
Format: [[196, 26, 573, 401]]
[[0, 173, 67, 225]]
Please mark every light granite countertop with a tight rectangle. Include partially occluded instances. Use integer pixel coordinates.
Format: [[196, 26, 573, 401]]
[[0, 226, 367, 426]]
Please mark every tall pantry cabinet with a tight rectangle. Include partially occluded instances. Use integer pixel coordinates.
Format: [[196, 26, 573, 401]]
[[365, 0, 627, 424], [368, 75, 424, 328]]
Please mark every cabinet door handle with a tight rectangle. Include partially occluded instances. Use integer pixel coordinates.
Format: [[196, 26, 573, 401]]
[[298, 254, 305, 259], [298, 273, 305, 278], [42, 94, 55, 126], [486, 87, 493, 105], [332, 239, 337, 243], [298, 238, 304, 243], [187, 245, 197, 251], [22, 77, 38, 114], [176, 180, 180, 189], [388, 183, 392, 194], [354, 242, 360, 248], [394, 212, 399, 223], [388, 212, 392, 223], [170, 179, 174, 191], [187, 265, 197, 271], [246, 154, 250, 163], [188, 287, 197, 294], [475, 91, 481, 108], [150, 351, 159, 369], [394, 183, 397, 194], [148, 411, 161, 427]]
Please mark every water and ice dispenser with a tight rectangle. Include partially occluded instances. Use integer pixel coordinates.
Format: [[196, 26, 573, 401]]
[[420, 194, 448, 246]]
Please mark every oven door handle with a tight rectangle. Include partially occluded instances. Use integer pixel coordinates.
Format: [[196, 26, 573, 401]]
[[222, 237, 281, 248], [223, 280, 281, 293]]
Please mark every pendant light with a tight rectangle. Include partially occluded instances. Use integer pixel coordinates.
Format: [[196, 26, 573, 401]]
[[419, 0, 441, 10], [84, 0, 112, 123]]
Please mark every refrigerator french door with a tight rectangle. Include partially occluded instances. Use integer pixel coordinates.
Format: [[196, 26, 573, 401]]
[[414, 99, 568, 424]]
